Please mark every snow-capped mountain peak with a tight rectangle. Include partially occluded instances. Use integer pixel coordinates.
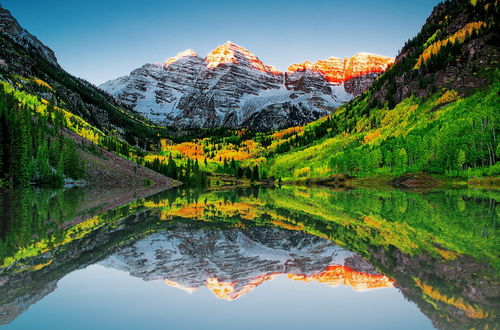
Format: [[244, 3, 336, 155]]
[[100, 42, 394, 131], [164, 49, 200, 67], [204, 41, 280, 75]]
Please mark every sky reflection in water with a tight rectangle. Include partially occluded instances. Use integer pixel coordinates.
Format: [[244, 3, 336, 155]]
[[5, 264, 433, 330]]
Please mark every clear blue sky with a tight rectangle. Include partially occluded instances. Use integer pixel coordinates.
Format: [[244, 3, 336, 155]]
[[2, 0, 441, 85]]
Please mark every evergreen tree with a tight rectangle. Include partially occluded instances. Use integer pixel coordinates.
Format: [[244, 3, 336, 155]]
[[230, 158, 236, 176], [0, 110, 4, 176], [457, 149, 466, 170], [49, 137, 60, 167], [166, 156, 178, 179], [251, 165, 259, 181], [60, 140, 84, 180], [35, 141, 51, 183]]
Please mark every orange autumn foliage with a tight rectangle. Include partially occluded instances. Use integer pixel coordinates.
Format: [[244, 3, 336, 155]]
[[363, 129, 381, 144], [170, 142, 204, 157], [435, 90, 460, 105], [157, 201, 259, 221], [362, 215, 383, 228], [272, 126, 304, 140], [270, 220, 305, 232], [32, 78, 53, 90]]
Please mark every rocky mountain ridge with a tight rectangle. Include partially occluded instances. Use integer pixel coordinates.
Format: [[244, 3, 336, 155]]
[[287, 52, 394, 84], [101, 42, 394, 131], [0, 4, 58, 66]]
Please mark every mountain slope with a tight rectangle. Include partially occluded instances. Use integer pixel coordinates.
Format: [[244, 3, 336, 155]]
[[0, 5, 58, 66], [0, 5, 184, 190], [0, 5, 171, 148], [265, 0, 499, 181], [369, 0, 499, 108], [101, 42, 393, 131]]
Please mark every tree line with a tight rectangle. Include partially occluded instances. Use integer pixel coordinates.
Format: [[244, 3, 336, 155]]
[[145, 156, 209, 187]]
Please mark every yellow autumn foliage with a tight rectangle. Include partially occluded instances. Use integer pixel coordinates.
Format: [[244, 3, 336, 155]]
[[29, 259, 54, 271], [272, 126, 304, 140], [294, 166, 311, 178], [436, 90, 460, 105], [78, 127, 100, 144], [414, 278, 490, 319], [363, 129, 381, 144], [32, 78, 53, 90], [217, 149, 252, 161], [415, 21, 486, 68]]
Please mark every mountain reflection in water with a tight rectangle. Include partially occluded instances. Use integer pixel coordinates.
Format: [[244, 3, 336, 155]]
[[0, 186, 498, 329], [100, 227, 393, 301]]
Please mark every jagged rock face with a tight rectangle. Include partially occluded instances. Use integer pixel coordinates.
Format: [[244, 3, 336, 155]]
[[101, 58, 204, 124], [344, 72, 380, 96], [288, 52, 394, 84], [287, 53, 394, 98], [242, 99, 332, 132], [0, 5, 58, 66], [101, 42, 393, 131], [343, 53, 394, 81], [285, 69, 332, 94], [176, 43, 285, 128], [100, 227, 389, 300]]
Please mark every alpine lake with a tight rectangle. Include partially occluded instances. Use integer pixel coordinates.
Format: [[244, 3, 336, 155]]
[[0, 184, 498, 330]]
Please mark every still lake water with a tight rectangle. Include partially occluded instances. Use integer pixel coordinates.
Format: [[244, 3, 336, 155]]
[[0, 186, 498, 329]]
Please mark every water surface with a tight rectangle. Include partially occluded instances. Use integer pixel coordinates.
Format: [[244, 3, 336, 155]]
[[0, 186, 498, 329]]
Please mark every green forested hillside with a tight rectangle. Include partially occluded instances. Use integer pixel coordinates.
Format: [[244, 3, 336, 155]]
[[262, 0, 500, 182], [0, 81, 205, 189], [0, 83, 84, 188], [268, 79, 499, 181]]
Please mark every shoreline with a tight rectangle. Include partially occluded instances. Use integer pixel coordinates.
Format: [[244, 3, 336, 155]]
[[273, 172, 500, 191]]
